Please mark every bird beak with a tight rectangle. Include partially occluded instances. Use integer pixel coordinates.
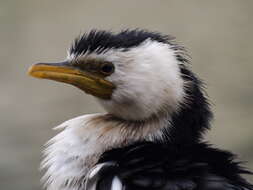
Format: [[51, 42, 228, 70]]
[[28, 61, 115, 99]]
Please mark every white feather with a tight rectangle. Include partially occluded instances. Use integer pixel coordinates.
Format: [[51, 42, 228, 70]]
[[41, 113, 168, 190], [84, 162, 117, 190], [111, 176, 123, 190]]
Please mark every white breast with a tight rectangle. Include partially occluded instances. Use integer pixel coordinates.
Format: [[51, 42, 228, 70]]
[[41, 113, 168, 190], [41, 114, 105, 190]]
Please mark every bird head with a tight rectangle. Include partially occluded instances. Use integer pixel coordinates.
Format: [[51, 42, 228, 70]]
[[28, 29, 212, 143]]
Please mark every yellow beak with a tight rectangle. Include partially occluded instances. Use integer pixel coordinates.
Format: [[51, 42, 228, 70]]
[[28, 62, 115, 99]]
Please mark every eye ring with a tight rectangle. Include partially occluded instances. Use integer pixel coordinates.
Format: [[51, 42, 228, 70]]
[[100, 62, 115, 75]]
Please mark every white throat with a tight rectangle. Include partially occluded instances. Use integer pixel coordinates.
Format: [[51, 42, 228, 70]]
[[41, 112, 169, 190]]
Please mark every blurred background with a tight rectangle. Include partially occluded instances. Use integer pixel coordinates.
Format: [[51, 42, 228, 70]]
[[0, 0, 252, 189]]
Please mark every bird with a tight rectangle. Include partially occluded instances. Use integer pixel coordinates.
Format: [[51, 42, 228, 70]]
[[28, 29, 253, 190]]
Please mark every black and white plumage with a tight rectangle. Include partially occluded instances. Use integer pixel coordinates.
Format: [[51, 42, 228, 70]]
[[28, 29, 253, 190]]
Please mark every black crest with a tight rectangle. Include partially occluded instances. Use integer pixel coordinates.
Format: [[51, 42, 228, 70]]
[[70, 29, 183, 56]]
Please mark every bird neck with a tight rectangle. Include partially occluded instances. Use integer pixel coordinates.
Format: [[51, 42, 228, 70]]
[[164, 66, 213, 145], [42, 87, 212, 190], [49, 112, 170, 161], [41, 112, 169, 190], [96, 112, 170, 141]]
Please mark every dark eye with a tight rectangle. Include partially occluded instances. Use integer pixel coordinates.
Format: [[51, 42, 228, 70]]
[[100, 62, 115, 75]]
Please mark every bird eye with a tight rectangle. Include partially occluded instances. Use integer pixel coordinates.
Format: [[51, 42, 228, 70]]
[[100, 62, 115, 75]]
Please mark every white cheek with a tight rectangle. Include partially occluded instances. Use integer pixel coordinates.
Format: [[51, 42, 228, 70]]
[[99, 40, 185, 120]]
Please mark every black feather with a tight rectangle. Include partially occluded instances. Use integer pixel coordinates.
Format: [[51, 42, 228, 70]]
[[70, 29, 169, 54], [69, 29, 188, 64], [163, 65, 213, 145], [96, 142, 253, 190]]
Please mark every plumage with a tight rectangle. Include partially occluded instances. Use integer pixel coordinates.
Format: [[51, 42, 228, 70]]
[[28, 29, 253, 190], [96, 142, 253, 190]]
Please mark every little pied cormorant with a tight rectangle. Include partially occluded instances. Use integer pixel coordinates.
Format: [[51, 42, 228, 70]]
[[28, 29, 253, 190]]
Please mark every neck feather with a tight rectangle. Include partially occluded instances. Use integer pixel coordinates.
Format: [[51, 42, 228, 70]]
[[41, 112, 169, 190]]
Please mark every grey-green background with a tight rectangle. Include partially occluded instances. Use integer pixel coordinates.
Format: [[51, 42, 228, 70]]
[[0, 0, 252, 189]]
